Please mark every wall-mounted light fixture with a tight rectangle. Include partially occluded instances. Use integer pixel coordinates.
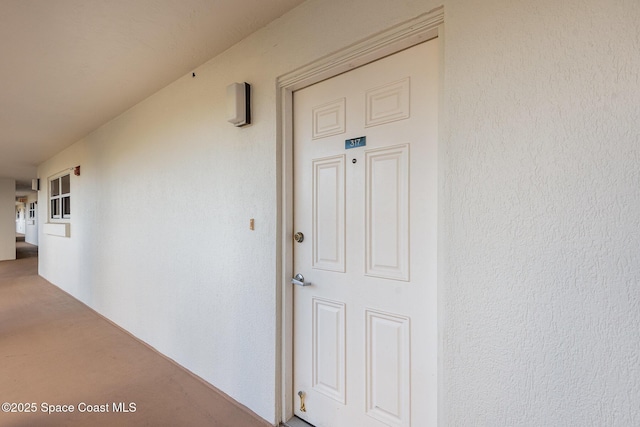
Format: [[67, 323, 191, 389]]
[[31, 178, 40, 191], [226, 82, 251, 127]]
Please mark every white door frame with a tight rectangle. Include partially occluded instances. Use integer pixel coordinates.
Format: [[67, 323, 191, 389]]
[[276, 8, 445, 424]]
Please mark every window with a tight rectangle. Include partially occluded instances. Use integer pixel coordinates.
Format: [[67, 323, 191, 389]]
[[50, 174, 71, 220], [29, 202, 36, 219]]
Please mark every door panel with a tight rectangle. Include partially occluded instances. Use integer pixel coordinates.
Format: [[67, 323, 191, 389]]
[[365, 309, 411, 427], [312, 155, 346, 272], [365, 144, 410, 281], [312, 297, 346, 403], [293, 38, 438, 427]]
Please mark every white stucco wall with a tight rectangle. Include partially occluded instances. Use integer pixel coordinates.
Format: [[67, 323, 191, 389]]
[[37, 0, 438, 423], [443, 0, 640, 425], [0, 179, 16, 261], [37, 0, 640, 425]]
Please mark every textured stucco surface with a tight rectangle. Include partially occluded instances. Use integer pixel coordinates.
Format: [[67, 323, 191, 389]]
[[443, 0, 640, 425], [0, 178, 16, 261], [37, 0, 438, 423], [36, 0, 640, 424]]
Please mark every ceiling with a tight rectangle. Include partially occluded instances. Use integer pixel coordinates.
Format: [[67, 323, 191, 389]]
[[1, 0, 305, 196]]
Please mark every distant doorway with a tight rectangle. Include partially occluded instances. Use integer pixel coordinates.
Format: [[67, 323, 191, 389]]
[[15, 203, 26, 234]]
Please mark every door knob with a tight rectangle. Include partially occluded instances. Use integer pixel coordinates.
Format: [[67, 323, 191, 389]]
[[294, 232, 304, 243], [291, 273, 311, 287]]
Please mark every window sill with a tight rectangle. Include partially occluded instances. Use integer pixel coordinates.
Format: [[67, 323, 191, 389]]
[[43, 223, 70, 237]]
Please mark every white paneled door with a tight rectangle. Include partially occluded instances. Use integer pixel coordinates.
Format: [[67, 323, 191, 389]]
[[292, 39, 439, 427]]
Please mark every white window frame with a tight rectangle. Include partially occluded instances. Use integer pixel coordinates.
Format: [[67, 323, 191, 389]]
[[29, 202, 36, 219], [49, 172, 71, 221]]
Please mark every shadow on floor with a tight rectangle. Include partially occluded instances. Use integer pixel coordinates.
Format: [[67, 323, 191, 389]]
[[16, 233, 38, 259]]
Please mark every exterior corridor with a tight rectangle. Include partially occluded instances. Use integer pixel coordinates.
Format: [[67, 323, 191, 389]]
[[0, 251, 268, 427]]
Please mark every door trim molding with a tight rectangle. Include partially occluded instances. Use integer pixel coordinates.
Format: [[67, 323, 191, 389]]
[[276, 7, 444, 424]]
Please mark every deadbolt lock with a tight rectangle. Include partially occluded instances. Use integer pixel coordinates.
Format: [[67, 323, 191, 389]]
[[294, 232, 304, 243]]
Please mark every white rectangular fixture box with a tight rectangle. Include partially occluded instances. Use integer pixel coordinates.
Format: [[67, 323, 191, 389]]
[[226, 82, 251, 127], [32, 178, 40, 191], [43, 223, 70, 237]]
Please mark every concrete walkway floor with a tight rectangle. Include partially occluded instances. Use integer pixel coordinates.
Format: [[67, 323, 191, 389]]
[[0, 254, 270, 427]]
